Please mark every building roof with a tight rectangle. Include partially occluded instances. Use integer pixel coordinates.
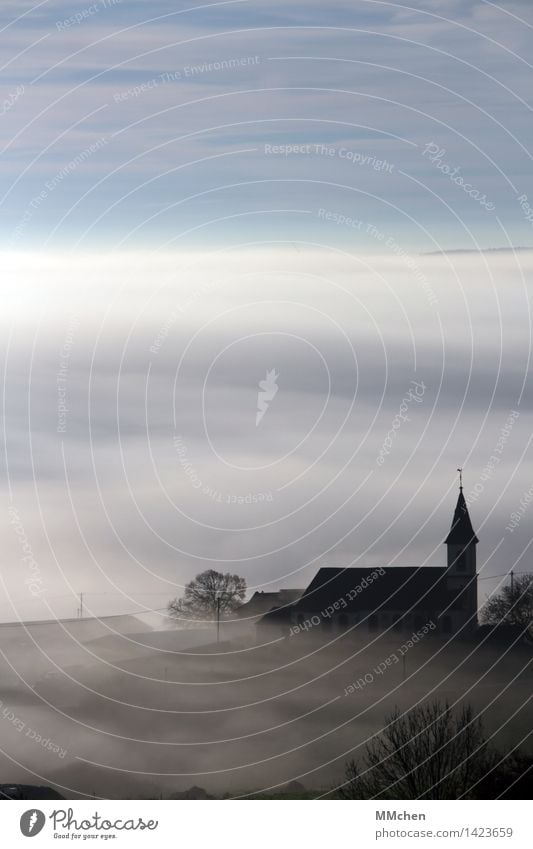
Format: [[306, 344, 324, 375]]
[[293, 566, 459, 616], [236, 589, 303, 618], [444, 489, 479, 545]]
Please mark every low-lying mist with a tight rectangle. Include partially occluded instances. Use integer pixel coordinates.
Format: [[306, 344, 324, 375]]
[[0, 616, 530, 798]]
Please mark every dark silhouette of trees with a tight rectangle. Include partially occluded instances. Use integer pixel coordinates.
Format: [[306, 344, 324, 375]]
[[481, 574, 533, 633], [168, 569, 246, 621], [340, 700, 497, 799], [476, 751, 533, 799]]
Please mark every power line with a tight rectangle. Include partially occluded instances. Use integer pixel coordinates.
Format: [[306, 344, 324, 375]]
[[478, 572, 530, 582]]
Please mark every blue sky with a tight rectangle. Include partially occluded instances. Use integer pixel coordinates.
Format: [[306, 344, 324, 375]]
[[1, 0, 532, 251]]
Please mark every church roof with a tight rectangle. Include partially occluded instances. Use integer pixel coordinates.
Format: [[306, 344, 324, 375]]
[[444, 489, 479, 545], [292, 566, 456, 615]]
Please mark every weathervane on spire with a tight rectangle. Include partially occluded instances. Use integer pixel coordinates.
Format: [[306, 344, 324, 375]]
[[457, 467, 463, 490]]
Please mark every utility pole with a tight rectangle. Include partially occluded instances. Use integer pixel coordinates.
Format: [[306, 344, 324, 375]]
[[216, 596, 221, 642], [510, 570, 515, 594], [79, 592, 84, 619]]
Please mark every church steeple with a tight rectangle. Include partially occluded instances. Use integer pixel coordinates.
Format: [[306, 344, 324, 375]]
[[445, 489, 479, 546], [444, 472, 478, 573]]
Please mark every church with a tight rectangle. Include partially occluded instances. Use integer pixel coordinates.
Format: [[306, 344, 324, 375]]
[[258, 481, 479, 638]]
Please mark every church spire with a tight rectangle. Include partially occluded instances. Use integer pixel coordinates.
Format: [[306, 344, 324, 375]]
[[445, 476, 479, 545], [444, 472, 479, 627]]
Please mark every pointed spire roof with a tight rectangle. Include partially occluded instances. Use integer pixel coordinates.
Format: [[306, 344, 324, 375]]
[[445, 488, 479, 545]]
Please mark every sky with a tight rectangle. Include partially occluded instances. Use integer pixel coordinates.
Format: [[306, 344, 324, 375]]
[[1, 0, 533, 250], [1, 1, 533, 622]]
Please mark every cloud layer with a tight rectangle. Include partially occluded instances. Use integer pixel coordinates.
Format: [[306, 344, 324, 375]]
[[1, 248, 532, 622]]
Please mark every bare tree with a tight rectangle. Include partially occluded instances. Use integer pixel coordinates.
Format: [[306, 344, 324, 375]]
[[481, 574, 533, 632], [168, 569, 246, 621], [340, 700, 497, 799]]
